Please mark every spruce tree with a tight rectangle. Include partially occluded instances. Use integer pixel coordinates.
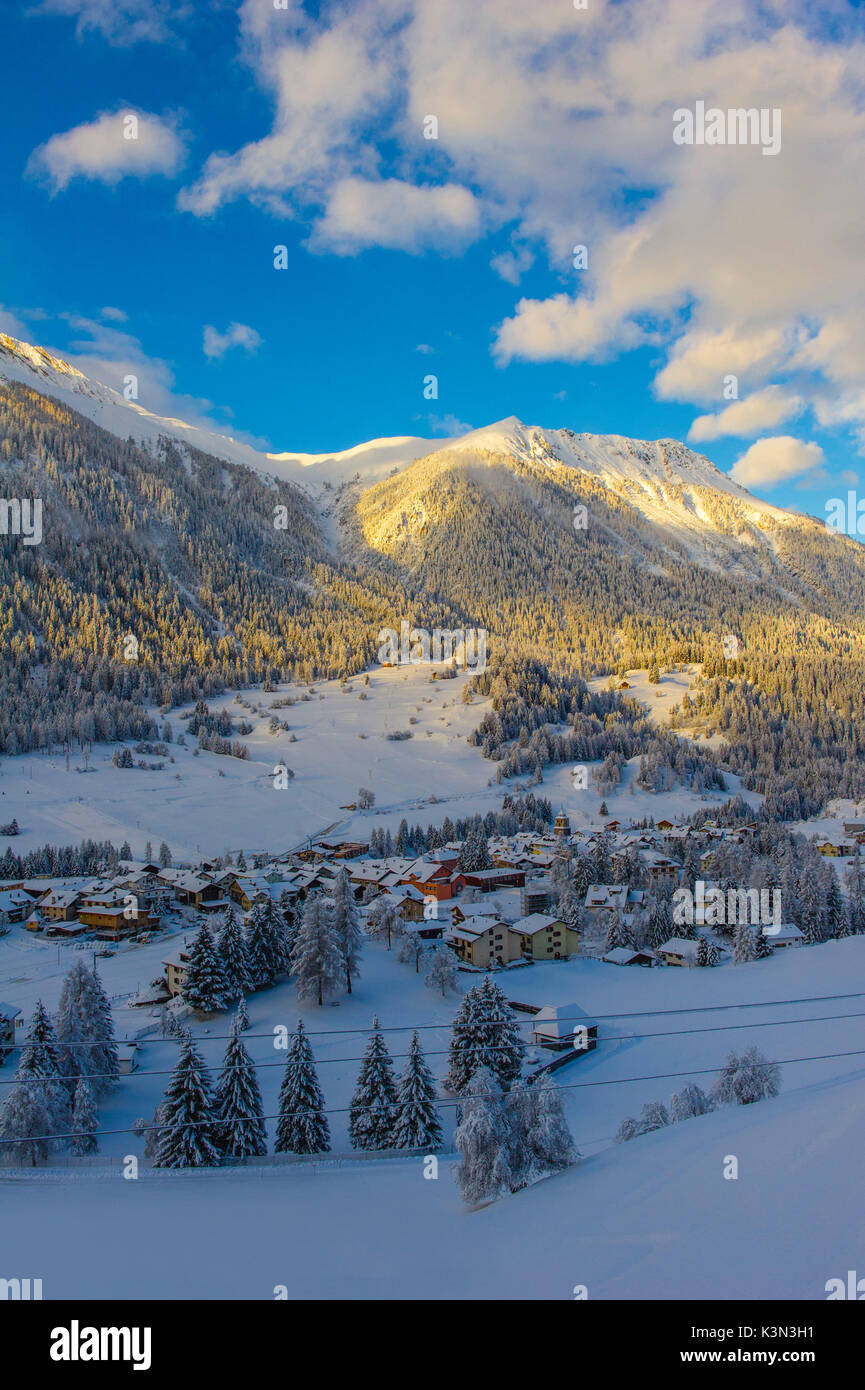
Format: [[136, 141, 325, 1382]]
[[154, 1035, 219, 1168], [332, 869, 363, 994], [215, 907, 251, 1002], [291, 892, 343, 1006], [479, 978, 525, 1088], [55, 961, 119, 1098], [0, 1083, 52, 1166], [524, 1072, 578, 1176], [349, 1017, 398, 1149], [213, 1024, 267, 1158], [274, 1020, 330, 1154], [733, 921, 757, 964], [453, 1066, 511, 1204], [68, 1078, 100, 1156], [181, 921, 227, 1012], [392, 1032, 442, 1150]]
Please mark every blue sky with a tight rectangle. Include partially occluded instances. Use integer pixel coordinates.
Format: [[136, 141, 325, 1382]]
[[3, 0, 865, 526]]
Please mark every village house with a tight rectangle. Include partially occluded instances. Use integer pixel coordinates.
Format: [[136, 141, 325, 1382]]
[[508, 912, 578, 961], [658, 936, 699, 967], [453, 866, 526, 894], [400, 860, 458, 902], [445, 914, 513, 968], [0, 1002, 21, 1060], [162, 948, 190, 998], [761, 923, 805, 949], [39, 888, 83, 922], [531, 1003, 598, 1052], [602, 946, 657, 967]]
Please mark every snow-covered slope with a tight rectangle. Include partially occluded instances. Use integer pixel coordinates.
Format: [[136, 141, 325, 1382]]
[[0, 333, 446, 488]]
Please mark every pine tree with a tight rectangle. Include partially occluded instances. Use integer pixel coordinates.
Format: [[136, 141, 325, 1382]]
[[274, 1020, 330, 1154], [349, 1017, 398, 1149], [453, 1066, 511, 1204], [290, 892, 343, 1006], [331, 868, 363, 994], [15, 999, 69, 1127], [244, 910, 273, 990], [215, 907, 251, 1002], [479, 978, 525, 1088], [236, 996, 250, 1032], [55, 961, 119, 1098], [445, 986, 492, 1093], [392, 1032, 442, 1150], [213, 1024, 267, 1158], [733, 921, 758, 964], [524, 1072, 578, 1176], [68, 1078, 99, 1156], [181, 921, 227, 1012], [755, 926, 773, 958], [0, 1083, 52, 1166], [154, 1035, 219, 1168]]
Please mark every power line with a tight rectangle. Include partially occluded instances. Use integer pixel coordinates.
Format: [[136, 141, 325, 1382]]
[[7, 1005, 865, 1088], [4, 1044, 864, 1147]]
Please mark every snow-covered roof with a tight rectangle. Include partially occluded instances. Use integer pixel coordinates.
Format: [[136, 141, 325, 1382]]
[[511, 913, 563, 935]]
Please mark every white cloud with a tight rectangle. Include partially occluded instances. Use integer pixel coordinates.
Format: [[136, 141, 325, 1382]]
[[202, 323, 262, 360], [28, 109, 185, 191], [730, 436, 825, 488], [688, 386, 803, 442], [168, 0, 865, 449], [31, 0, 190, 46], [427, 412, 473, 437], [312, 178, 481, 254]]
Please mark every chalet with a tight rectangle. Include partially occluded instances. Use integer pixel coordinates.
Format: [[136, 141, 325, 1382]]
[[761, 923, 805, 949], [656, 820, 675, 832], [584, 884, 645, 913], [381, 885, 428, 923], [844, 821, 865, 837], [117, 1043, 139, 1075], [816, 840, 841, 857], [658, 936, 699, 967], [0, 1003, 21, 1060], [0, 888, 34, 923], [455, 866, 526, 894], [401, 860, 457, 902], [162, 949, 190, 998], [39, 889, 82, 922], [602, 946, 657, 967], [531, 1003, 598, 1052], [171, 874, 226, 911], [445, 915, 512, 968], [315, 839, 369, 860], [508, 913, 578, 961], [77, 893, 153, 937]]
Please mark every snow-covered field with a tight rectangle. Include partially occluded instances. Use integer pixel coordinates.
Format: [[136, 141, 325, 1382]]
[[2, 929, 864, 1299], [0, 664, 752, 864]]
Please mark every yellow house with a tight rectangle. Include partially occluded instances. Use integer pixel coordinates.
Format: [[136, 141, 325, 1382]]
[[446, 918, 514, 968], [507, 913, 578, 961]]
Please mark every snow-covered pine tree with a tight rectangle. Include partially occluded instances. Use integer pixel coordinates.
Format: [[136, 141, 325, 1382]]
[[754, 926, 773, 958], [696, 935, 709, 967], [244, 910, 273, 991], [669, 1083, 712, 1121], [524, 1071, 579, 1176], [445, 986, 492, 1093], [605, 909, 633, 952], [213, 1024, 267, 1158], [392, 1031, 442, 1150], [424, 945, 459, 996], [68, 1078, 99, 1155], [290, 892, 343, 1006], [348, 1016, 398, 1149], [453, 1066, 511, 1204], [15, 999, 69, 1128], [479, 978, 525, 1088], [215, 907, 251, 1003], [181, 920, 227, 1012], [274, 1020, 330, 1154], [712, 1047, 780, 1106], [733, 920, 758, 964], [55, 961, 119, 1099], [236, 996, 250, 1032], [0, 1083, 52, 1166], [153, 1036, 219, 1168], [331, 868, 363, 994]]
